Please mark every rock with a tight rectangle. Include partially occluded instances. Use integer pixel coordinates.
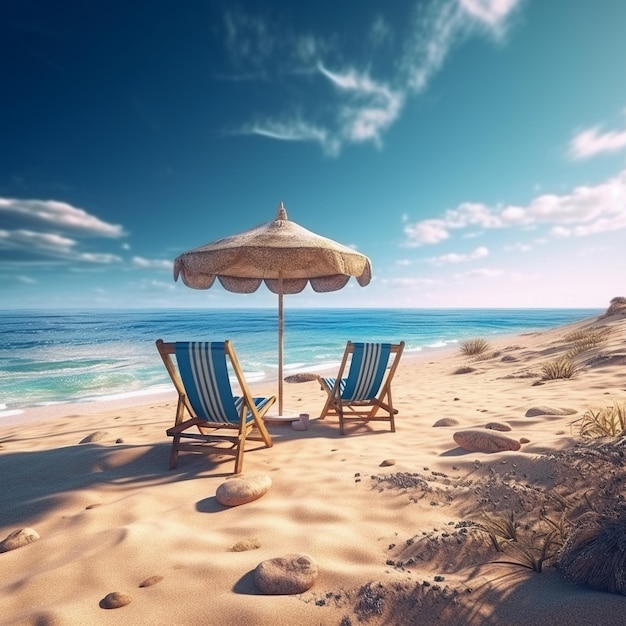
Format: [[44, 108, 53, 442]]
[[453, 430, 521, 453], [284, 373, 318, 383], [253, 554, 318, 595], [485, 422, 512, 432], [216, 474, 272, 507], [0, 528, 40, 553], [99, 592, 132, 609], [139, 575, 163, 588], [380, 459, 396, 467], [520, 437, 530, 444], [433, 418, 459, 427], [79, 431, 107, 444], [525, 406, 577, 417]]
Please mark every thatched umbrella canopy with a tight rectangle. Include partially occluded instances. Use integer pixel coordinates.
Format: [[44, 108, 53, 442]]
[[174, 202, 372, 414]]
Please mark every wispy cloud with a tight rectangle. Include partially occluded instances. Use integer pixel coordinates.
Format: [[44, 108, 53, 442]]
[[131, 256, 173, 270], [428, 245, 489, 264], [224, 0, 523, 155], [0, 198, 124, 236], [569, 108, 626, 160], [0, 197, 126, 266], [404, 168, 626, 245], [453, 267, 503, 279]]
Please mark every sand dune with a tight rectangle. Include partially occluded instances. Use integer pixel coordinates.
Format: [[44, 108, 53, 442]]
[[2, 307, 626, 625]]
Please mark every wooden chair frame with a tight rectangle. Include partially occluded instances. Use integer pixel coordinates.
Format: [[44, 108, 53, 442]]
[[318, 341, 405, 435], [156, 339, 275, 474]]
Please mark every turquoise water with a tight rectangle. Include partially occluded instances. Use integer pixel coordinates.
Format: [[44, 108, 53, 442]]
[[0, 308, 600, 413]]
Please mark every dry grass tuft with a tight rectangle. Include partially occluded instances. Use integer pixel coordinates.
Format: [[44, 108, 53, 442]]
[[459, 338, 490, 357], [474, 511, 566, 573], [541, 357, 578, 380], [572, 402, 626, 439], [563, 327, 612, 359], [558, 509, 626, 595]]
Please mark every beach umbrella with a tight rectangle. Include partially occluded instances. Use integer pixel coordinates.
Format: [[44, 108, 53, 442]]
[[173, 202, 372, 415]]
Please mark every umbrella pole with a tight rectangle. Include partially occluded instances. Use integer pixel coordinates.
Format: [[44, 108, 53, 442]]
[[278, 273, 284, 415]]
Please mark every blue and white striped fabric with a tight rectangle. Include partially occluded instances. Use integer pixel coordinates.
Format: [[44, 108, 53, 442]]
[[323, 343, 392, 402], [175, 342, 271, 424]]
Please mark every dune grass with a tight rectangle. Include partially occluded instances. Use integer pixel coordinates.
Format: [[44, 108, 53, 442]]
[[541, 357, 578, 380], [573, 402, 626, 439], [459, 338, 490, 357]]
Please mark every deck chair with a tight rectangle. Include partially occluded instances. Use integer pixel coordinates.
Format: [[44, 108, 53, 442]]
[[317, 341, 405, 435], [156, 339, 276, 474]]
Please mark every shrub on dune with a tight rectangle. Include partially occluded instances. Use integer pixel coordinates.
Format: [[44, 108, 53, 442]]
[[459, 338, 490, 357]]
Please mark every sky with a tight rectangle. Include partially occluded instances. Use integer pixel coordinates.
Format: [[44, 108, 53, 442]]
[[1, 0, 625, 310]]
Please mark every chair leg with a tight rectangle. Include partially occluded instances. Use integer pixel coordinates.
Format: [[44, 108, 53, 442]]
[[338, 404, 345, 436], [234, 432, 246, 475], [169, 437, 180, 469]]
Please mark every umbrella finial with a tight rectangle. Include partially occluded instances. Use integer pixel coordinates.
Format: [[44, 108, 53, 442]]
[[276, 201, 288, 221]]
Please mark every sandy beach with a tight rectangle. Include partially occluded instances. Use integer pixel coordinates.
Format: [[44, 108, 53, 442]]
[[2, 303, 626, 625]]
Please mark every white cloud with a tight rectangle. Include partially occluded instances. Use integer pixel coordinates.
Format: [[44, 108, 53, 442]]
[[77, 252, 122, 264], [404, 219, 450, 245], [404, 168, 626, 245], [0, 228, 76, 253], [460, 0, 522, 29], [319, 64, 404, 146], [227, 0, 522, 154], [428, 246, 489, 264], [569, 123, 626, 160], [17, 275, 37, 285], [453, 267, 503, 279], [245, 117, 339, 156], [384, 277, 440, 288], [0, 198, 124, 237], [131, 256, 173, 270]]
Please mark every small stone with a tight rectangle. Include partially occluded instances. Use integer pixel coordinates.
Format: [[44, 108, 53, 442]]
[[0, 528, 40, 552], [520, 437, 530, 444], [433, 418, 459, 427], [525, 406, 577, 417], [80, 431, 107, 444], [453, 430, 521, 453], [253, 554, 318, 595], [484, 422, 512, 432], [216, 474, 272, 507], [139, 575, 163, 588], [99, 591, 132, 609], [231, 539, 261, 552], [380, 459, 396, 467], [115, 438, 124, 444]]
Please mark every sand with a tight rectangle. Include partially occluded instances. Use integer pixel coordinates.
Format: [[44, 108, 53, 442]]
[[2, 306, 626, 625]]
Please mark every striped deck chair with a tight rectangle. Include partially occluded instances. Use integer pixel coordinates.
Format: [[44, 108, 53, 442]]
[[317, 341, 405, 435], [156, 339, 275, 474]]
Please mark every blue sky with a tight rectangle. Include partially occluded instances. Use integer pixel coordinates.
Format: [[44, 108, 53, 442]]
[[1, 0, 625, 309]]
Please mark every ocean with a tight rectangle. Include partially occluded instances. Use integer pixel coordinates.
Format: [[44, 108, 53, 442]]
[[0, 308, 600, 417]]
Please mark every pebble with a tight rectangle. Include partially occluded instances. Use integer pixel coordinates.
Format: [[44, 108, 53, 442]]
[[433, 418, 459, 427], [484, 422, 512, 432], [79, 431, 107, 444], [0, 528, 40, 553], [253, 554, 318, 595], [380, 459, 396, 467], [99, 591, 132, 609], [216, 474, 272, 507], [525, 406, 577, 417]]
